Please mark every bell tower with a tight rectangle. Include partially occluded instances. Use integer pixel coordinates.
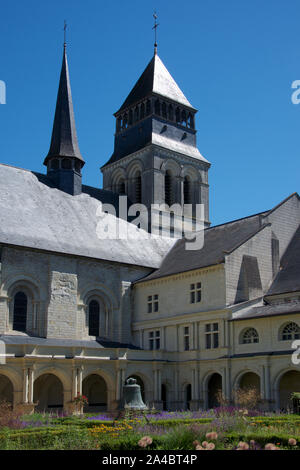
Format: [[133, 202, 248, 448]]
[[101, 47, 210, 232]]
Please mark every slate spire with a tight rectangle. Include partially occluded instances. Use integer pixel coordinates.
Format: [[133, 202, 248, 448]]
[[44, 44, 84, 167]]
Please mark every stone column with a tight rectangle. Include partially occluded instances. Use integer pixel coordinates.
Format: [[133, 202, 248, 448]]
[[190, 367, 201, 410], [28, 367, 34, 403], [23, 367, 29, 403], [153, 368, 163, 409]]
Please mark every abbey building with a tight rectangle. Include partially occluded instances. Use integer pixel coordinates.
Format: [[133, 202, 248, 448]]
[[0, 42, 299, 413]]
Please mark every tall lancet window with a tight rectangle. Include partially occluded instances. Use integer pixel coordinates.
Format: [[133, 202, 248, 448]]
[[135, 171, 142, 204], [13, 292, 27, 332], [184, 176, 192, 204], [89, 300, 100, 337], [165, 171, 173, 206]]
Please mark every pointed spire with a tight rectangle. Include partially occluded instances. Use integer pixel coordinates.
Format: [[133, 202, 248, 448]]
[[116, 53, 195, 114], [44, 43, 84, 166]]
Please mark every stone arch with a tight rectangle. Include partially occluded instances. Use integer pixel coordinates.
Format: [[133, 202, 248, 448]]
[[0, 367, 22, 398], [127, 160, 144, 204], [234, 371, 261, 406], [83, 369, 114, 410], [161, 159, 181, 178], [181, 165, 201, 183], [161, 159, 181, 207], [6, 277, 41, 335], [80, 284, 118, 339], [203, 371, 223, 409], [34, 373, 64, 412], [82, 374, 108, 412], [274, 368, 300, 411], [111, 168, 127, 195], [0, 374, 13, 404]]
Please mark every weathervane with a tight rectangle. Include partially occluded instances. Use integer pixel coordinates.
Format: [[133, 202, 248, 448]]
[[64, 20, 67, 48], [152, 12, 159, 54]]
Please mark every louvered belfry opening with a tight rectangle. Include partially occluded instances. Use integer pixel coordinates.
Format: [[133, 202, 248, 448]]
[[184, 176, 192, 205], [165, 170, 173, 206], [135, 172, 142, 204]]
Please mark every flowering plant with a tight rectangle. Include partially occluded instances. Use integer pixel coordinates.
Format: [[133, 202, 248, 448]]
[[72, 394, 88, 406]]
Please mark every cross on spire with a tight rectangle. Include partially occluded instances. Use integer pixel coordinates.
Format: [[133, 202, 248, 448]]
[[152, 12, 159, 55], [64, 20, 67, 48]]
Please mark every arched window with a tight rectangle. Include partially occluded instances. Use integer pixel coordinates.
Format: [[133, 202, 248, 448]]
[[140, 103, 145, 120], [89, 300, 100, 336], [123, 113, 128, 129], [62, 158, 72, 170], [165, 170, 173, 206], [50, 159, 59, 170], [117, 180, 126, 195], [175, 107, 181, 124], [281, 322, 300, 341], [168, 104, 174, 121], [162, 102, 167, 119], [181, 110, 187, 126], [183, 176, 192, 204], [13, 291, 27, 332], [241, 328, 259, 344]]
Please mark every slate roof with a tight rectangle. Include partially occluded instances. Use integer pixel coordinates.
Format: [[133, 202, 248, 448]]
[[136, 212, 269, 282], [0, 164, 176, 268], [266, 225, 300, 296], [44, 45, 84, 166], [116, 54, 194, 114], [231, 301, 300, 321], [0, 335, 141, 350]]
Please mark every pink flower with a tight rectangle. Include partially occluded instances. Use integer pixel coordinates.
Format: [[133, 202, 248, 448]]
[[205, 432, 218, 440], [195, 445, 204, 450], [288, 438, 297, 446], [138, 436, 153, 448], [237, 441, 249, 450], [264, 443, 279, 450], [201, 441, 209, 448], [206, 442, 215, 450]]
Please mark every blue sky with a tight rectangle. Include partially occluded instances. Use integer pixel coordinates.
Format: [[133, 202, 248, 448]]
[[1, 0, 300, 226]]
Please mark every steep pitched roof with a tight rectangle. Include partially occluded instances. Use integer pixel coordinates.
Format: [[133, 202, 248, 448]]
[[266, 225, 300, 296], [44, 45, 84, 165], [0, 164, 176, 268], [116, 54, 194, 113], [136, 212, 269, 282]]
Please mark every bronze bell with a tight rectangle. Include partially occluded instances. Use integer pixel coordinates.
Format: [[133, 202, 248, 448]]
[[122, 377, 147, 410]]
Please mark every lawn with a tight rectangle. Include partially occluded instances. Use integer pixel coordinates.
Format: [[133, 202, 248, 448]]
[[0, 404, 299, 450]]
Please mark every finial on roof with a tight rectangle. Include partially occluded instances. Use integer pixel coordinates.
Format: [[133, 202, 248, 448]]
[[152, 12, 159, 55], [64, 20, 67, 48]]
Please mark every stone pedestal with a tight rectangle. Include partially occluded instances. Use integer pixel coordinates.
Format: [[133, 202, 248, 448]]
[[64, 402, 83, 416], [15, 402, 36, 415]]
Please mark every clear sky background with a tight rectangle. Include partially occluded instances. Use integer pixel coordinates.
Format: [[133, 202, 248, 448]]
[[0, 0, 300, 226]]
